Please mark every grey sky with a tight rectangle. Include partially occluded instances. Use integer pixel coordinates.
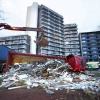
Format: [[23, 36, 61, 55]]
[[0, 0, 100, 37]]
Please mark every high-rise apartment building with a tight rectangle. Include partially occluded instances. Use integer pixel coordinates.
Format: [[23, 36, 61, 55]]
[[64, 24, 81, 56], [37, 5, 64, 56], [80, 31, 100, 62], [0, 35, 30, 53], [26, 3, 64, 56]]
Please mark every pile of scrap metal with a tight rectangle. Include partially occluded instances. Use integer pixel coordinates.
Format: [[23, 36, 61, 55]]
[[0, 59, 100, 95]]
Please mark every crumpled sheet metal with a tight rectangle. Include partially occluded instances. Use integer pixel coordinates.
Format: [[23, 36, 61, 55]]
[[0, 60, 100, 94]]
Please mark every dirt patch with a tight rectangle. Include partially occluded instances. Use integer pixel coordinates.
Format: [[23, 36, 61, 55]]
[[0, 88, 100, 100]]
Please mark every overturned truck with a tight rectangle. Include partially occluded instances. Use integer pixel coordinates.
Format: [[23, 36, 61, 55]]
[[4, 51, 86, 74]]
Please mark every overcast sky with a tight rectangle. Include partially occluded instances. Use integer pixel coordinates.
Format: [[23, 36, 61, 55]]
[[0, 0, 100, 37]]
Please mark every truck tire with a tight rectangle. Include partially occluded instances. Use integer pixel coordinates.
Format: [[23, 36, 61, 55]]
[[0, 63, 6, 73]]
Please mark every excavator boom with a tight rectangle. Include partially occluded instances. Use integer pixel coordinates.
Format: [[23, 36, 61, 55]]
[[0, 23, 43, 32], [0, 23, 49, 46]]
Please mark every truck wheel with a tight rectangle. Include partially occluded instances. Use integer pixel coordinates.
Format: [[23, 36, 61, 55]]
[[0, 63, 6, 73]]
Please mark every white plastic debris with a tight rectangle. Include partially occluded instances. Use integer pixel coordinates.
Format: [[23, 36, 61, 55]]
[[44, 89, 54, 94], [61, 72, 68, 78], [26, 79, 32, 89], [32, 83, 39, 87], [8, 85, 26, 90], [79, 74, 89, 80], [0, 60, 99, 94], [17, 74, 28, 80], [0, 81, 17, 88], [64, 77, 73, 83]]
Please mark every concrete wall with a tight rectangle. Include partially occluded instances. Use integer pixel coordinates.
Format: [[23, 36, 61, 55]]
[[25, 2, 38, 54]]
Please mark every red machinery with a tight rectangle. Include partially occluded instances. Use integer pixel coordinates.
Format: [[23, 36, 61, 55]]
[[0, 23, 86, 72], [66, 54, 86, 71], [0, 23, 43, 32], [0, 23, 49, 46], [5, 51, 86, 72]]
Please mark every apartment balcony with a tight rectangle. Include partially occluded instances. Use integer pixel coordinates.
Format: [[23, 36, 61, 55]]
[[70, 38, 79, 41], [90, 47, 98, 51], [87, 33, 95, 36], [42, 47, 48, 50], [64, 35, 70, 38], [12, 36, 20, 40], [59, 49, 63, 52], [64, 50, 70, 52], [75, 49, 80, 52], [6, 45, 11, 48], [14, 49, 19, 52], [19, 40, 27, 44], [69, 31, 78, 34], [64, 24, 77, 28], [47, 34, 54, 39], [19, 36, 28, 40], [55, 41, 62, 44], [55, 48, 60, 52], [41, 17, 48, 23], [41, 20, 48, 25], [18, 49, 26, 53], [91, 55, 98, 58], [0, 41, 6, 45], [55, 20, 63, 25], [0, 38, 5, 42], [12, 40, 20, 44], [75, 53, 81, 55], [18, 45, 27, 49], [65, 35, 77, 38], [6, 37, 13, 40], [90, 44, 98, 46], [70, 35, 78, 38], [41, 25, 49, 30], [64, 28, 77, 32], [65, 53, 70, 55], [11, 45, 18, 49], [6, 40, 27, 45], [65, 45, 71, 48], [70, 42, 79, 44], [65, 45, 80, 48], [5, 41, 13, 45], [47, 38, 54, 42], [83, 52, 91, 55], [81, 37, 89, 40], [41, 10, 48, 15], [70, 49, 77, 52]]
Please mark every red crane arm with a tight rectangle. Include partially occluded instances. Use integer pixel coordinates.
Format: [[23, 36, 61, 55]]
[[0, 23, 43, 32]]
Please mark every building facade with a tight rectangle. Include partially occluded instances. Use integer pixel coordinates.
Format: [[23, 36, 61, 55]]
[[80, 31, 100, 62], [0, 35, 30, 53], [37, 5, 64, 56], [64, 24, 81, 56]]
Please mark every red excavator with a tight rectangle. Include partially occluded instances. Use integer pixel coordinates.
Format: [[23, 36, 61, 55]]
[[0, 23, 86, 73], [0, 23, 48, 46]]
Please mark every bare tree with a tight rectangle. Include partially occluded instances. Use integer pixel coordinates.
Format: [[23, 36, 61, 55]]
[[97, 25, 100, 31], [0, 0, 4, 20]]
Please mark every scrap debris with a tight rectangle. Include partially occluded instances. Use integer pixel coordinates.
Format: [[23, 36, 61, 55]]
[[0, 59, 100, 95]]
